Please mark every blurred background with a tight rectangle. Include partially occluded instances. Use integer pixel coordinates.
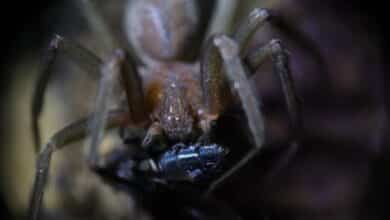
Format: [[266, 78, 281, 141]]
[[0, 0, 387, 219]]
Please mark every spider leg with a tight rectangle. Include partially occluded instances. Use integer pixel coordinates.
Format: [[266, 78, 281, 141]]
[[233, 8, 271, 55], [206, 35, 265, 194], [201, 10, 304, 191], [79, 0, 143, 65], [32, 35, 102, 152], [199, 8, 270, 132], [78, 0, 119, 51], [28, 110, 129, 220], [234, 8, 327, 82], [88, 49, 146, 166], [200, 34, 223, 127], [268, 10, 329, 81], [116, 50, 146, 123], [245, 39, 302, 141], [205, 0, 239, 38]]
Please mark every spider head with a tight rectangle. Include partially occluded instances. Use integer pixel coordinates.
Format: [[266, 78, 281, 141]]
[[158, 82, 194, 142], [125, 0, 199, 64]]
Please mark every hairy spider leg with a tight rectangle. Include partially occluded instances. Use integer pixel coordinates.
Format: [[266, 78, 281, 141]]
[[200, 8, 270, 124], [200, 35, 223, 119], [245, 39, 302, 141], [31, 35, 102, 152], [206, 0, 239, 38], [206, 36, 265, 194], [233, 8, 303, 142], [79, 0, 149, 123], [233, 8, 271, 56], [28, 110, 129, 220], [206, 40, 303, 194], [201, 9, 303, 194], [79, 0, 141, 64], [78, 0, 119, 52], [236, 8, 330, 89], [88, 50, 146, 166], [267, 9, 329, 85]]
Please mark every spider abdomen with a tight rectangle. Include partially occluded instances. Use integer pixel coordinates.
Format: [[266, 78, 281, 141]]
[[126, 0, 199, 63]]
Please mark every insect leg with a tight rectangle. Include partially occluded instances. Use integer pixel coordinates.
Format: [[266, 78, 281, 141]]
[[31, 35, 102, 153], [28, 110, 128, 220], [245, 39, 302, 141], [88, 50, 146, 166], [206, 35, 266, 194]]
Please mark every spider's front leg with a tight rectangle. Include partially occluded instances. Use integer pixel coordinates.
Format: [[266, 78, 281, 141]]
[[199, 9, 272, 188], [28, 110, 129, 220], [201, 9, 303, 194], [31, 35, 102, 152], [88, 49, 147, 166], [199, 8, 271, 135], [202, 35, 266, 194], [204, 36, 302, 194], [232, 8, 303, 172]]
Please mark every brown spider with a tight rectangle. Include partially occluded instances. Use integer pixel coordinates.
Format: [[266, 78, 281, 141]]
[[29, 0, 302, 219]]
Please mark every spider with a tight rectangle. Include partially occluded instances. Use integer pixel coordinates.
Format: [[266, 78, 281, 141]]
[[29, 0, 303, 219]]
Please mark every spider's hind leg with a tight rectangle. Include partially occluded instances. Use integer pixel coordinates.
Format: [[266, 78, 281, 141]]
[[199, 8, 271, 137], [201, 8, 305, 193]]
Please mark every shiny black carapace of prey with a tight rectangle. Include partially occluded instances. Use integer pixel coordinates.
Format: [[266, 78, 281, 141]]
[[91, 142, 234, 220], [95, 142, 228, 186]]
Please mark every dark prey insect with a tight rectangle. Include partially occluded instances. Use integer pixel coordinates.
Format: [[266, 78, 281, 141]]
[[29, 0, 304, 219]]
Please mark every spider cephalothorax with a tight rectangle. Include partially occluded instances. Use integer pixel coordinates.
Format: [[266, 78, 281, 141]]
[[29, 1, 304, 220], [143, 62, 202, 144]]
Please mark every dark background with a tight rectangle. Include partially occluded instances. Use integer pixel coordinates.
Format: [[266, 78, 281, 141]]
[[0, 0, 388, 219], [0, 1, 70, 218]]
